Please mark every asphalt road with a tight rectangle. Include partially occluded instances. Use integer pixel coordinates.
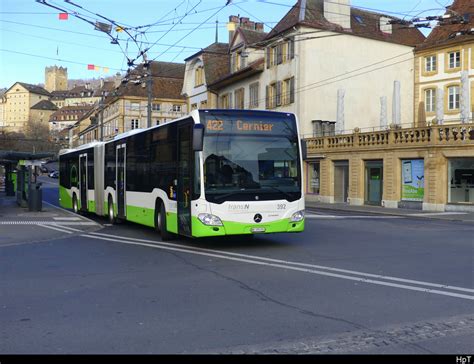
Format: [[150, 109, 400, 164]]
[[0, 178, 473, 354]]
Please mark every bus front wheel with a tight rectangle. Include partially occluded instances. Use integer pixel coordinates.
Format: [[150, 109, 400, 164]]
[[156, 202, 173, 241]]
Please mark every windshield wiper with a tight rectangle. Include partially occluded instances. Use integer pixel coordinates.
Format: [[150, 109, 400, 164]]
[[211, 190, 246, 202], [263, 186, 295, 201]]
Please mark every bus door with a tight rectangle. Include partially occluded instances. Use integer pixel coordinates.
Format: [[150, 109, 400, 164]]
[[177, 123, 193, 237], [116, 144, 126, 219], [79, 153, 87, 211]]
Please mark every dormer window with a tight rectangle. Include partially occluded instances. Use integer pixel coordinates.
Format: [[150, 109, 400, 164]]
[[379, 16, 392, 34], [266, 38, 295, 68], [231, 50, 248, 73], [195, 66, 204, 86], [354, 15, 364, 24]]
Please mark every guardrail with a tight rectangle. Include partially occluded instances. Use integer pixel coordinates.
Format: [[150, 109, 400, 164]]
[[305, 123, 474, 153]]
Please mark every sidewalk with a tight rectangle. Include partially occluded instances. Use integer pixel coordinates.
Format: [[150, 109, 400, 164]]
[[305, 201, 474, 222], [0, 194, 101, 246]]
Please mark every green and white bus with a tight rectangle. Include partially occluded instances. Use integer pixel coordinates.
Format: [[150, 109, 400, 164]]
[[59, 109, 305, 239]]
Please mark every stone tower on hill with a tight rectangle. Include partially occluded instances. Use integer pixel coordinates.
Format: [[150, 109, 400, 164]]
[[45, 65, 68, 92]]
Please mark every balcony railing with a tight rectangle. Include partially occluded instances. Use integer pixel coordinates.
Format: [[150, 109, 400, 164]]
[[305, 123, 474, 153]]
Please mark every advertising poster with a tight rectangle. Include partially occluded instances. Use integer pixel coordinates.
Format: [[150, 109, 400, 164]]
[[402, 159, 424, 201]]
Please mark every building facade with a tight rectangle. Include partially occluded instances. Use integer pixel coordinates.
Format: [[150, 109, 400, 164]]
[[49, 105, 94, 132], [30, 100, 58, 127], [304, 0, 474, 211], [305, 123, 474, 211], [2, 82, 52, 132], [414, 0, 474, 126], [208, 24, 268, 110], [72, 61, 188, 145], [182, 42, 230, 110]]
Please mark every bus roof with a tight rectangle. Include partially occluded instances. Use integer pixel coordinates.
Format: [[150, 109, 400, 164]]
[[63, 110, 297, 152], [59, 141, 104, 156]]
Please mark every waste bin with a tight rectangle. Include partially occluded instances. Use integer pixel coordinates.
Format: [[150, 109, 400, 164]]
[[28, 182, 43, 212]]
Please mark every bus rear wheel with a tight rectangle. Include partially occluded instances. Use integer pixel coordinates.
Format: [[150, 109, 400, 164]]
[[72, 194, 79, 214], [108, 197, 116, 224]]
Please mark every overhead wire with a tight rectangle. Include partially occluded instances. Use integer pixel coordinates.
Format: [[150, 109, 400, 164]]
[[1, 0, 451, 94]]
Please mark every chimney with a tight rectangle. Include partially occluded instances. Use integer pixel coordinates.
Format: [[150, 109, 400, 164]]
[[228, 15, 239, 43], [324, 0, 351, 29], [228, 15, 265, 42]]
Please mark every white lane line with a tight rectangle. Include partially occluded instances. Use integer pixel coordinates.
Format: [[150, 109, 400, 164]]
[[305, 215, 404, 219], [83, 232, 474, 300], [0, 221, 98, 226], [89, 231, 474, 294], [54, 224, 82, 232], [38, 224, 73, 234], [53, 217, 82, 221]]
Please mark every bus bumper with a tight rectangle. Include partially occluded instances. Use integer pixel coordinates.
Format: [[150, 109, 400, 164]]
[[191, 217, 304, 238]]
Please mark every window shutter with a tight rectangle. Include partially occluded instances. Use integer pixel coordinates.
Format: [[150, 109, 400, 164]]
[[230, 53, 235, 73], [289, 38, 295, 59], [290, 77, 295, 104], [265, 86, 269, 109], [276, 81, 282, 106], [277, 44, 282, 65], [266, 48, 271, 69]]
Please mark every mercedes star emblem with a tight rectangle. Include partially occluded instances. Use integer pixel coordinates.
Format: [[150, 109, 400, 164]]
[[254, 214, 263, 223]]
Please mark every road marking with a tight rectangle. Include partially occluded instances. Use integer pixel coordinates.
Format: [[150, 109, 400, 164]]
[[305, 214, 403, 219], [88, 231, 474, 293], [42, 201, 100, 224], [53, 217, 82, 221], [55, 224, 82, 232], [38, 224, 73, 234], [0, 221, 98, 226], [82, 232, 474, 301]]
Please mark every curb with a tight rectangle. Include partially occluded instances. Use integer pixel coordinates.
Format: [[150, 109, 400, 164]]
[[305, 205, 473, 223]]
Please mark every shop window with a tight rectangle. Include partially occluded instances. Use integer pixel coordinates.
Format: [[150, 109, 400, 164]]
[[449, 158, 474, 204], [307, 162, 320, 194]]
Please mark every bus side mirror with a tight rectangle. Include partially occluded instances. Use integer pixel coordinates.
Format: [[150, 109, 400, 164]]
[[301, 140, 307, 160], [193, 124, 205, 151]]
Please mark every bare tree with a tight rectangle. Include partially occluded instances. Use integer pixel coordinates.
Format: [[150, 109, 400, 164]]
[[0, 121, 61, 154]]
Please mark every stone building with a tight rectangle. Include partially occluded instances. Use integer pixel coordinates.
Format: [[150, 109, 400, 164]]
[[2, 82, 52, 132], [45, 66, 68, 93]]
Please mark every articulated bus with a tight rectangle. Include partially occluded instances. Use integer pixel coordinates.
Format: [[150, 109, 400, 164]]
[[59, 109, 305, 239]]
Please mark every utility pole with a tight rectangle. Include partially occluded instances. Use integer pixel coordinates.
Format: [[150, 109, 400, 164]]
[[98, 91, 105, 141], [143, 54, 152, 129]]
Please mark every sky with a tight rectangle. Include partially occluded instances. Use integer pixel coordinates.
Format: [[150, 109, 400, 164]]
[[0, 0, 452, 89]]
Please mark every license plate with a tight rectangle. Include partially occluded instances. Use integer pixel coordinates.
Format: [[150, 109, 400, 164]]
[[251, 227, 266, 233]]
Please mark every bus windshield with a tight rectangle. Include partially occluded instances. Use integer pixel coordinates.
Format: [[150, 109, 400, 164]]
[[201, 111, 301, 203]]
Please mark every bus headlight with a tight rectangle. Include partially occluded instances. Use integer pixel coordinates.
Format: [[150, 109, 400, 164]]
[[198, 213, 223, 226], [290, 210, 305, 222]]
